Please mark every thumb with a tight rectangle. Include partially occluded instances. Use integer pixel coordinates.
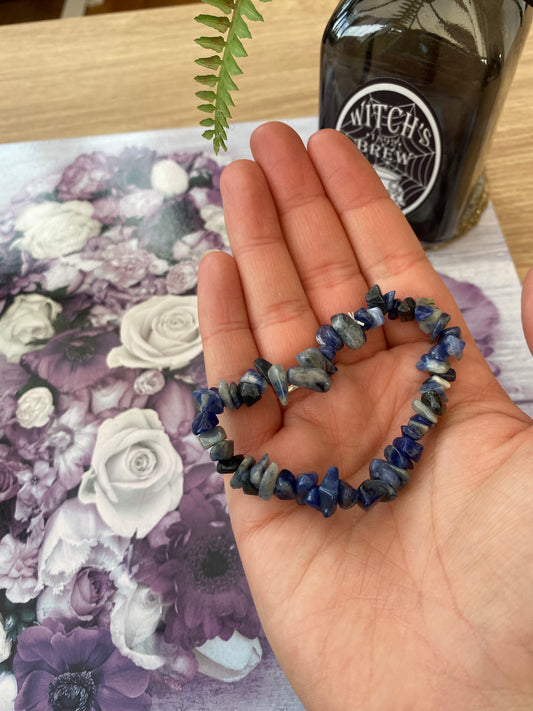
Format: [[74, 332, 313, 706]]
[[521, 266, 533, 356]]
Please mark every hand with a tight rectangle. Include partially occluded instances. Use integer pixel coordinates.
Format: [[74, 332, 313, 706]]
[[198, 122, 533, 711]]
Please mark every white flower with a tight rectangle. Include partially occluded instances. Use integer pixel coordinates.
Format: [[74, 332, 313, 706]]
[[200, 204, 228, 243], [78, 408, 183, 538], [0, 293, 62, 363], [37, 498, 129, 593], [133, 369, 166, 395], [110, 570, 165, 670], [0, 533, 39, 603], [194, 632, 262, 682], [0, 673, 17, 711], [151, 159, 189, 197], [13, 200, 101, 259], [119, 189, 164, 219], [106, 294, 202, 371], [0, 613, 12, 664], [16, 387, 54, 429]]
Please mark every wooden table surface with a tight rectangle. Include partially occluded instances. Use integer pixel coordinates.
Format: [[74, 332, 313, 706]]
[[1, 1, 532, 280]]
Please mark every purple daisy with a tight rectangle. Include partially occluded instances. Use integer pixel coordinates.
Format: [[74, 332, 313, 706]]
[[21, 328, 120, 393], [13, 619, 151, 711], [133, 489, 261, 651]]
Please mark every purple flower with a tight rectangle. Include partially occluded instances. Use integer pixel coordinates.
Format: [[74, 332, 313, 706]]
[[94, 243, 167, 289], [70, 568, 115, 621], [165, 261, 198, 294], [134, 489, 260, 651], [15, 460, 66, 522], [0, 445, 23, 502], [13, 619, 151, 711], [57, 152, 117, 201], [22, 328, 120, 393]]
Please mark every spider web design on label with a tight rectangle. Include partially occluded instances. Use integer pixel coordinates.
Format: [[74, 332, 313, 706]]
[[336, 80, 442, 215]]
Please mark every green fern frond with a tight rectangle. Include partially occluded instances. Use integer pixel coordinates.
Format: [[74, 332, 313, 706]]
[[194, 0, 272, 154]]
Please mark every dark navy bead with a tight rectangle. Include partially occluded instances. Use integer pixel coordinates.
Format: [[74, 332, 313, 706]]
[[304, 486, 321, 511], [438, 326, 462, 341], [411, 412, 435, 428], [241, 467, 260, 496], [254, 357, 273, 382], [418, 308, 442, 335], [209, 440, 234, 461], [316, 324, 344, 352], [331, 313, 367, 349], [318, 344, 337, 363], [296, 472, 318, 505], [357, 479, 397, 509], [440, 333, 465, 359], [412, 399, 438, 424], [384, 444, 413, 470], [387, 298, 401, 320], [217, 455, 244, 474], [275, 469, 297, 500], [198, 425, 227, 449], [354, 308, 374, 330], [238, 381, 262, 407], [229, 382, 243, 409], [383, 290, 396, 313], [287, 366, 331, 393], [193, 388, 224, 414], [365, 284, 386, 312], [392, 436, 423, 463], [438, 368, 457, 382], [268, 364, 289, 406], [428, 341, 450, 362], [416, 354, 451, 374], [366, 307, 385, 328], [297, 347, 336, 374], [338, 479, 359, 509], [421, 390, 446, 416], [192, 409, 219, 435], [369, 458, 409, 489], [230, 456, 255, 489], [414, 304, 434, 321], [397, 297, 416, 321], [401, 422, 427, 441], [419, 378, 448, 401], [318, 466, 339, 518], [430, 312, 451, 341], [240, 369, 268, 394]]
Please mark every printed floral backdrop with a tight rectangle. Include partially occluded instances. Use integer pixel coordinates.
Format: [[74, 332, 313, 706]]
[[0, 146, 269, 711]]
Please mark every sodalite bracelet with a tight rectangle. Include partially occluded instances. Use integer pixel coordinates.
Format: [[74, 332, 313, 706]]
[[192, 285, 465, 517]]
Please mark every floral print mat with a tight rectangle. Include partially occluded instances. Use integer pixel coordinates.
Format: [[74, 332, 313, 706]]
[[0, 117, 531, 711]]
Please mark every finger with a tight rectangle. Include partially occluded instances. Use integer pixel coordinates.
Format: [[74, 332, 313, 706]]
[[307, 129, 476, 350], [220, 158, 318, 365], [249, 122, 381, 344], [521, 265, 533, 356], [197, 250, 281, 445]]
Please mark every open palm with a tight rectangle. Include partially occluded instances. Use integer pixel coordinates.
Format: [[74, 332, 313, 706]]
[[198, 122, 533, 711]]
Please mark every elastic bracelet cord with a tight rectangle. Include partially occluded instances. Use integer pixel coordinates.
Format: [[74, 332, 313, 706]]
[[191, 285, 464, 517]]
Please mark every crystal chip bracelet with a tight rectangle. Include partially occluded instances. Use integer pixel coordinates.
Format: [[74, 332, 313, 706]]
[[191, 285, 465, 517]]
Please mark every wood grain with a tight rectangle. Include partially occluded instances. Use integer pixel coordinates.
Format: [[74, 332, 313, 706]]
[[0, 1, 531, 278]]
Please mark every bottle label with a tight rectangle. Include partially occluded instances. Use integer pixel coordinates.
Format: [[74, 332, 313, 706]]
[[335, 79, 442, 215]]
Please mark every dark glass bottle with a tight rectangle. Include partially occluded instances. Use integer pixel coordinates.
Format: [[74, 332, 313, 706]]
[[319, 0, 532, 246]]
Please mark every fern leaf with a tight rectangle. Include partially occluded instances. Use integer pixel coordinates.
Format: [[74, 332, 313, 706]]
[[194, 0, 272, 154]]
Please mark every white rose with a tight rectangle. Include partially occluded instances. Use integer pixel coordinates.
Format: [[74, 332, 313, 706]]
[[0, 673, 17, 711], [200, 204, 228, 243], [194, 632, 262, 682], [119, 189, 164, 219], [110, 571, 165, 670], [13, 200, 101, 259], [16, 387, 54, 428], [78, 408, 183, 538], [37, 498, 129, 593], [0, 614, 12, 664], [151, 159, 189, 196], [107, 294, 202, 371], [0, 293, 62, 363]]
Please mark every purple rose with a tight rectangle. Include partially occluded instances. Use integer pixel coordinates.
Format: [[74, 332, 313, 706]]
[[165, 261, 198, 294], [0, 446, 23, 502], [13, 619, 151, 711], [57, 152, 116, 201], [70, 567, 115, 620]]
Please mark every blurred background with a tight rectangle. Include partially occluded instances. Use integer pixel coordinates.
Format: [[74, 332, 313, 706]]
[[0, 0, 198, 25]]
